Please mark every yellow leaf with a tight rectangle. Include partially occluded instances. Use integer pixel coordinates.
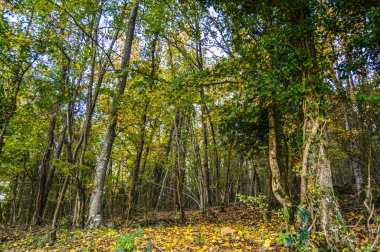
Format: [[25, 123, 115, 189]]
[[263, 239, 271, 248], [222, 242, 230, 247], [172, 237, 178, 244]]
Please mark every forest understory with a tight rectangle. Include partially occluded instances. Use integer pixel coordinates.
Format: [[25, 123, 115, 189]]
[[1, 198, 379, 251]]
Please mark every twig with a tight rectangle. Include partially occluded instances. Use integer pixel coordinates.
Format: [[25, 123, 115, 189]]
[[371, 224, 380, 248]]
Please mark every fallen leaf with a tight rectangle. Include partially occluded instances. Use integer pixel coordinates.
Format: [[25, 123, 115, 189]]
[[221, 227, 237, 235]]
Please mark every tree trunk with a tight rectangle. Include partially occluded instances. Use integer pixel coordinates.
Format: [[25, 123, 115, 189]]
[[12, 172, 26, 225], [174, 111, 185, 222], [11, 175, 19, 225], [296, 6, 341, 233], [268, 103, 294, 220], [154, 128, 173, 210], [207, 109, 220, 204], [127, 114, 146, 218], [194, 138, 205, 213], [252, 163, 261, 197], [127, 33, 157, 217], [44, 122, 66, 214], [33, 116, 56, 225], [72, 6, 109, 226], [351, 157, 364, 198], [332, 62, 365, 200], [49, 175, 70, 246], [88, 1, 139, 227], [364, 145, 375, 230], [194, 12, 211, 207], [222, 143, 233, 211], [200, 104, 211, 207], [345, 80, 364, 199]]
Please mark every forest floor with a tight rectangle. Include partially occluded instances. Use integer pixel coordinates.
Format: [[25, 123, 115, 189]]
[[1, 201, 379, 251]]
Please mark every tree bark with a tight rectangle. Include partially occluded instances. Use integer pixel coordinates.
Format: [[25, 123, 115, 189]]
[[200, 104, 211, 207], [194, 11, 211, 207], [294, 5, 341, 233], [127, 114, 146, 218], [72, 7, 112, 226], [33, 116, 56, 225], [268, 103, 294, 220], [174, 111, 186, 222], [88, 1, 139, 227], [49, 175, 70, 246], [154, 128, 173, 210], [44, 121, 66, 214], [222, 143, 233, 211], [208, 114, 220, 204]]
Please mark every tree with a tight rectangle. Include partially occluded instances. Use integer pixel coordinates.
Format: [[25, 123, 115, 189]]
[[88, 1, 139, 227]]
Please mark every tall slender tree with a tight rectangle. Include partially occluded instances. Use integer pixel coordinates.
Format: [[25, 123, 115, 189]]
[[88, 1, 139, 227]]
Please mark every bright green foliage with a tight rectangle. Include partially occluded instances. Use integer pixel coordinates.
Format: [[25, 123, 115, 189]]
[[237, 193, 269, 222], [114, 229, 144, 252]]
